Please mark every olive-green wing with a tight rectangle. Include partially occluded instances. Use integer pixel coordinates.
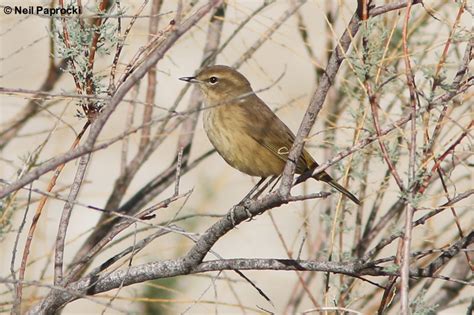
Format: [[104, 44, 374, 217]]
[[242, 95, 315, 173], [238, 96, 361, 204]]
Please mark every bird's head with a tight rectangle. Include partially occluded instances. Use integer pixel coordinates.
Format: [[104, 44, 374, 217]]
[[179, 65, 253, 104]]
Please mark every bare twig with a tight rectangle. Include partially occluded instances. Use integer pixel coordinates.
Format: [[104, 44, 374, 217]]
[[400, 3, 418, 312], [0, 0, 221, 199], [54, 152, 91, 286], [278, 7, 361, 196], [139, 0, 163, 151], [15, 121, 90, 313]]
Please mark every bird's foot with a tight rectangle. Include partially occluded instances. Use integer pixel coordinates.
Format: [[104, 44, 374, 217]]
[[229, 201, 254, 225], [244, 206, 254, 222], [229, 206, 237, 226], [240, 199, 254, 221]]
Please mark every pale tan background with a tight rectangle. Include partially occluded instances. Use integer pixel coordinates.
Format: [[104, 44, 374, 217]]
[[1, 0, 472, 314]]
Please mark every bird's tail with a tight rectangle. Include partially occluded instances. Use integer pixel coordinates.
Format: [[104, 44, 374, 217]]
[[324, 177, 361, 205], [294, 169, 361, 205]]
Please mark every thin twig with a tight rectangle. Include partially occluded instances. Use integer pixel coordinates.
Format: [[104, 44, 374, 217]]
[[15, 121, 90, 313], [54, 152, 91, 285]]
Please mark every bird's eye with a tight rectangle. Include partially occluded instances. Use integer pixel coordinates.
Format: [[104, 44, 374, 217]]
[[209, 76, 218, 84]]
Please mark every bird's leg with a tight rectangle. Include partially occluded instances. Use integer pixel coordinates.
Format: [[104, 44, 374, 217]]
[[268, 175, 281, 193], [242, 177, 267, 201], [230, 177, 267, 225], [237, 176, 283, 223], [243, 176, 278, 222], [243, 177, 266, 221], [250, 175, 279, 200]]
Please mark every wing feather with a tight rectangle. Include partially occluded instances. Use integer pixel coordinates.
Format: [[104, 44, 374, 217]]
[[240, 95, 315, 173]]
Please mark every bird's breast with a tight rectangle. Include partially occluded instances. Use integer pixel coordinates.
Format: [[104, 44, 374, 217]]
[[202, 104, 285, 177], [203, 106, 239, 163]]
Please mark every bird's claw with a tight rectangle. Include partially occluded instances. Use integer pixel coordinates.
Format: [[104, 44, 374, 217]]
[[229, 201, 254, 225], [244, 207, 253, 221], [229, 206, 237, 226]]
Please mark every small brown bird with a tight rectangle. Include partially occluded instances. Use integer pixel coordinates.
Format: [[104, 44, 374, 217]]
[[180, 65, 360, 205]]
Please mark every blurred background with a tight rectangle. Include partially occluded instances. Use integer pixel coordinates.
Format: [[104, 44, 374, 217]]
[[1, 0, 472, 314]]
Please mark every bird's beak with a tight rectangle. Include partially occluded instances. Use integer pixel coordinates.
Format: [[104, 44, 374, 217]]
[[179, 76, 199, 83]]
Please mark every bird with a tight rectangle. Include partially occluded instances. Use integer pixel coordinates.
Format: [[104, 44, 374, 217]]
[[179, 65, 360, 205]]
